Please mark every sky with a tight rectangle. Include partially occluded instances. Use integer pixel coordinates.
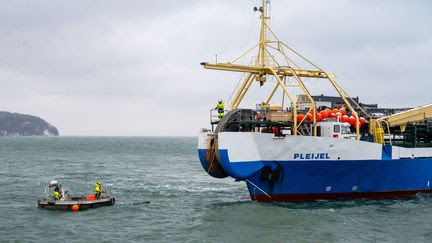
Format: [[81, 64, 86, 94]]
[[0, 0, 431, 136]]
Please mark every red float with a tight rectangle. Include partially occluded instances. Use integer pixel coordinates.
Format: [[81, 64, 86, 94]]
[[348, 116, 356, 126], [319, 110, 328, 119], [342, 115, 349, 123], [306, 113, 313, 122], [297, 113, 305, 122], [316, 113, 322, 122], [340, 109, 347, 116]]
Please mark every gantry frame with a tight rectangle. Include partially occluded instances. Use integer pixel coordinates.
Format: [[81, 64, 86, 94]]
[[201, 0, 361, 139]]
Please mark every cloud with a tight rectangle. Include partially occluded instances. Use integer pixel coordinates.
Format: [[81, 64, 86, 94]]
[[0, 0, 431, 135]]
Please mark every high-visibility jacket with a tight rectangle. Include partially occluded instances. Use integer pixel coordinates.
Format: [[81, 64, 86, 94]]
[[95, 183, 102, 193], [53, 191, 60, 200], [216, 102, 225, 110]]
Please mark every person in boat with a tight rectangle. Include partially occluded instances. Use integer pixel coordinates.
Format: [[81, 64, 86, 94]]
[[95, 181, 104, 199], [215, 100, 225, 119], [53, 185, 62, 200]]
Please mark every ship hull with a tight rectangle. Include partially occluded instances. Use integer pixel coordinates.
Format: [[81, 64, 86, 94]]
[[198, 132, 432, 202], [244, 158, 432, 202]]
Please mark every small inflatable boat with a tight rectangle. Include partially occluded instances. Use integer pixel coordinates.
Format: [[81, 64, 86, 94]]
[[37, 181, 115, 211]]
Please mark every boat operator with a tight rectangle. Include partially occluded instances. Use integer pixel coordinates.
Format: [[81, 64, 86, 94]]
[[95, 181, 104, 199], [216, 100, 225, 119], [53, 185, 62, 200]]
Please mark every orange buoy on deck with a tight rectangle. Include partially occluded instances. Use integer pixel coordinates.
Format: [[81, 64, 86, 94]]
[[342, 115, 349, 123], [306, 113, 313, 122], [297, 113, 305, 122], [348, 116, 356, 126], [319, 110, 328, 118], [71, 204, 79, 212], [86, 194, 96, 201], [316, 113, 322, 122], [340, 109, 347, 116], [332, 108, 339, 114], [360, 117, 367, 125]]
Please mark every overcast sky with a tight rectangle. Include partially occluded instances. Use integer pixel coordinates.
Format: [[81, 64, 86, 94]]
[[0, 0, 431, 136]]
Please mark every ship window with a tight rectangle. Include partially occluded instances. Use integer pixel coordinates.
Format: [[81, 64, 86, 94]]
[[341, 125, 351, 134], [317, 126, 321, 136], [334, 125, 340, 133]]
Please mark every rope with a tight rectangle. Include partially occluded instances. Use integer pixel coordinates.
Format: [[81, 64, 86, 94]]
[[206, 138, 216, 174], [228, 73, 247, 108], [246, 179, 272, 198]]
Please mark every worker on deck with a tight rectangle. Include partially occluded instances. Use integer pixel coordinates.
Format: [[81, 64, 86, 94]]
[[261, 102, 269, 120], [95, 181, 103, 199], [216, 100, 225, 119], [53, 185, 61, 200]]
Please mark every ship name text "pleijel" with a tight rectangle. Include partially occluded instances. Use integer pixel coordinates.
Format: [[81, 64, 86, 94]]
[[293, 153, 330, 160]]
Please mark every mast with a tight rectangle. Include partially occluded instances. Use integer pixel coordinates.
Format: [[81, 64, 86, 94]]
[[257, 0, 269, 67]]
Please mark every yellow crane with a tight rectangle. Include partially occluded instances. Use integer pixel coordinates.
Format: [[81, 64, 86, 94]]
[[370, 104, 432, 144]]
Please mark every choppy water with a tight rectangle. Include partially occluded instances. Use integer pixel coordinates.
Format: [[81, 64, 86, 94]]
[[1, 137, 432, 242]]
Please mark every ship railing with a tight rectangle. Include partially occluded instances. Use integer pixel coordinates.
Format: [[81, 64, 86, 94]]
[[210, 109, 226, 124]]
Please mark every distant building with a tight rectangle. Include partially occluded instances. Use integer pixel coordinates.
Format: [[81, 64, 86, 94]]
[[296, 94, 410, 117]]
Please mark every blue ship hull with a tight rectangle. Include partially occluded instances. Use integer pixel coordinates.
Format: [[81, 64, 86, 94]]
[[198, 148, 432, 202]]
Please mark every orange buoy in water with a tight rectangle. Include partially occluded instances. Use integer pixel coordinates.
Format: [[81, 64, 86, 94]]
[[297, 113, 305, 122], [71, 204, 79, 212], [86, 194, 96, 201]]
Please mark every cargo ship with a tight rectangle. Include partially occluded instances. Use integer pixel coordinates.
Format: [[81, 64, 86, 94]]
[[198, 1, 432, 202]]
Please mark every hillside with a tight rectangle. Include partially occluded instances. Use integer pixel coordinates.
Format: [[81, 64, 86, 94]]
[[0, 112, 59, 136]]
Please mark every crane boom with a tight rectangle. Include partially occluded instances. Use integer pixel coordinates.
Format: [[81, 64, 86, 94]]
[[377, 104, 432, 128]]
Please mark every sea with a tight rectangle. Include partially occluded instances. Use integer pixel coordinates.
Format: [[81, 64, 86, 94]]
[[1, 136, 432, 242]]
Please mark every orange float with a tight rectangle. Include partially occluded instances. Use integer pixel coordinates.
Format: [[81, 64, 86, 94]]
[[319, 110, 328, 118], [316, 113, 322, 122], [360, 117, 367, 125], [71, 204, 79, 212], [297, 113, 305, 122], [306, 113, 313, 122], [332, 108, 339, 114], [342, 115, 349, 123], [340, 109, 347, 116], [354, 121, 362, 129], [348, 116, 356, 126]]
